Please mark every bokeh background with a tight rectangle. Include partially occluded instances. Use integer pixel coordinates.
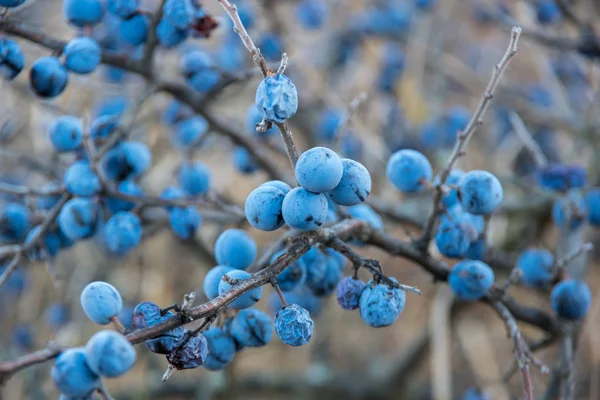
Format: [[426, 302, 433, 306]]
[[2, 0, 600, 399]]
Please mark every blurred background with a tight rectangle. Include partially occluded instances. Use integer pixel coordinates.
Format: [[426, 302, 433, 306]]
[[2, 0, 600, 399]]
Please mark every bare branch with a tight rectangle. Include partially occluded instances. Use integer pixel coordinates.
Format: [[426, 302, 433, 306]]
[[508, 111, 548, 168]]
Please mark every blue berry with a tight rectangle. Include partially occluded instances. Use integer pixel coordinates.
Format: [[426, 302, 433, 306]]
[[386, 149, 432, 193], [444, 105, 470, 144], [163, 0, 195, 29], [63, 0, 105, 27], [171, 116, 208, 149], [536, 0, 561, 24], [169, 206, 201, 239], [296, 0, 328, 29], [551, 279, 591, 320], [80, 281, 122, 325], [24, 226, 61, 261], [302, 246, 328, 290], [271, 250, 306, 292], [160, 186, 184, 209], [178, 161, 211, 196], [30, 56, 68, 98], [442, 205, 485, 236], [203, 265, 234, 300], [51, 348, 100, 397], [359, 279, 406, 328], [107, 0, 138, 18], [157, 18, 189, 48], [202, 327, 236, 370], [233, 147, 258, 174], [537, 163, 586, 192], [274, 304, 314, 346], [436, 169, 465, 208], [462, 387, 489, 400], [119, 13, 149, 46], [329, 159, 371, 205], [246, 105, 277, 136], [167, 333, 208, 370], [415, 0, 436, 11], [132, 302, 185, 354], [64, 161, 101, 197], [105, 180, 143, 213], [435, 219, 477, 259], [0, 0, 26, 7], [11, 323, 34, 350], [586, 188, 600, 226], [448, 260, 495, 301], [179, 49, 220, 93], [0, 38, 24, 80], [340, 133, 363, 160], [229, 308, 273, 347], [309, 255, 342, 296], [517, 248, 554, 287], [458, 170, 503, 215], [218, 270, 262, 309], [162, 100, 193, 126], [50, 116, 83, 152], [103, 211, 142, 255], [377, 43, 405, 92], [295, 147, 343, 193], [255, 74, 298, 123], [117, 304, 135, 330], [0, 203, 31, 240], [102, 141, 152, 181], [36, 182, 61, 210], [268, 284, 325, 317], [85, 330, 136, 377], [282, 187, 328, 231], [245, 185, 285, 231], [45, 303, 70, 331], [336, 276, 365, 310], [90, 115, 117, 139], [260, 180, 292, 195], [256, 33, 284, 61], [315, 109, 342, 142], [57, 198, 102, 241], [214, 229, 257, 269], [132, 301, 162, 329], [552, 191, 588, 230], [465, 238, 487, 261], [63, 37, 101, 74]]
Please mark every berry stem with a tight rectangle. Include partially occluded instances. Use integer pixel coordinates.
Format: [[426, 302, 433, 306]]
[[110, 316, 126, 334], [270, 278, 288, 308]]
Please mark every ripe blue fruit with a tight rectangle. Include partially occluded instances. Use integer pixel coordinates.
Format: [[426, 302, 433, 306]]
[[63, 0, 105, 27], [271, 250, 306, 292], [245, 185, 285, 231], [11, 323, 34, 350], [309, 255, 342, 296], [0, 0, 26, 7], [30, 56, 68, 98], [167, 333, 209, 370], [255, 74, 298, 123], [282, 187, 328, 231], [222, 317, 245, 351], [359, 279, 406, 328], [49, 116, 83, 152], [465, 238, 487, 261], [268, 284, 325, 317], [552, 191, 588, 230], [517, 249, 554, 287], [132, 302, 185, 354], [315, 108, 343, 142], [203, 265, 234, 300], [435, 169, 464, 208], [157, 18, 189, 48], [537, 163, 586, 192], [24, 226, 61, 261], [336, 276, 365, 310], [0, 203, 31, 240], [102, 141, 152, 181], [442, 205, 485, 236], [80, 281, 122, 325], [179, 49, 220, 93], [160, 186, 184, 209], [448, 260, 495, 301], [214, 229, 257, 269], [386, 149, 432, 193], [295, 147, 343, 193], [458, 170, 503, 215], [51, 348, 100, 397], [586, 188, 600, 226], [296, 0, 328, 29], [45, 303, 70, 331], [229, 308, 273, 347], [202, 327, 236, 370], [0, 38, 24, 80], [536, 0, 561, 25], [94, 95, 129, 119], [340, 133, 363, 160], [329, 159, 371, 205], [64, 161, 101, 197], [162, 100, 193, 126], [119, 13, 149, 46], [171, 116, 208, 148], [415, 0, 436, 11], [246, 105, 277, 136], [435, 219, 477, 259], [274, 304, 314, 346], [103, 211, 142, 255], [462, 387, 489, 400], [233, 147, 258, 174], [85, 330, 136, 377], [377, 43, 405, 92], [57, 198, 102, 241], [90, 115, 117, 139], [256, 33, 284, 61], [218, 270, 262, 309], [178, 161, 211, 196], [105, 180, 143, 213], [169, 206, 201, 239], [163, 0, 195, 29], [260, 180, 292, 195], [107, 0, 138, 18], [63, 37, 101, 74], [302, 246, 328, 291], [551, 279, 591, 320]]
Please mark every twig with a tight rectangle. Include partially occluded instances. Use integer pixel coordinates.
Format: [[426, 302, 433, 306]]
[[273, 121, 299, 168], [270, 278, 288, 307], [551, 242, 593, 275], [110, 316, 126, 334], [508, 111, 548, 168], [333, 92, 368, 149]]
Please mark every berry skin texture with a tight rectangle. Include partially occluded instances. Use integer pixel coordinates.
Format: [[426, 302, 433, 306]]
[[169, 206, 202, 239], [359, 279, 406, 328], [84, 330, 136, 378], [336, 277, 366, 310], [203, 327, 236, 370], [0, 38, 25, 80], [517, 249, 554, 287], [214, 229, 257, 269], [551, 279, 591, 320], [203, 265, 235, 300], [107, 0, 139, 18], [163, 0, 195, 29], [282, 187, 328, 231], [63, 0, 105, 27], [51, 348, 100, 397], [329, 158, 372, 205], [552, 191, 588, 230], [167, 333, 209, 370], [132, 302, 185, 354], [171, 116, 208, 149], [57, 198, 101, 241], [119, 13, 149, 46], [271, 250, 306, 292], [255, 73, 299, 123], [63, 37, 101, 74], [103, 211, 142, 255], [218, 270, 263, 309], [274, 304, 314, 346], [245, 185, 286, 231], [30, 56, 69, 98], [586, 188, 600, 226], [448, 260, 495, 301], [64, 161, 101, 197], [295, 147, 343, 193], [229, 308, 273, 347], [178, 162, 211, 196], [233, 147, 258, 174], [50, 116, 83, 152], [156, 18, 189, 48], [537, 163, 586, 192], [302, 247, 328, 292], [0, 203, 31, 240], [386, 149, 433, 193], [435, 219, 477, 259], [458, 170, 504, 215], [105, 180, 144, 213], [260, 180, 292, 195], [80, 281, 123, 325]]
